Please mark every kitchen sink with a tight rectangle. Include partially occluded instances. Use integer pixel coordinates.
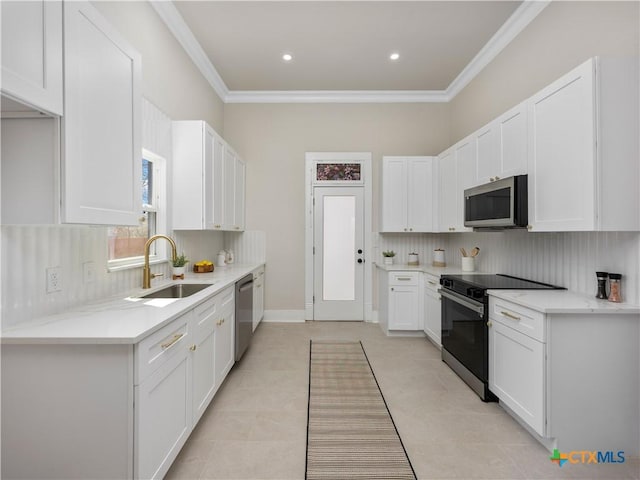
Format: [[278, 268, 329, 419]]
[[141, 283, 213, 299]]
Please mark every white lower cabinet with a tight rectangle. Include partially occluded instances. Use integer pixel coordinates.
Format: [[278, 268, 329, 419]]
[[253, 266, 265, 331], [488, 295, 639, 453], [489, 317, 544, 435], [1, 285, 238, 480], [423, 273, 441, 346], [378, 270, 423, 333]]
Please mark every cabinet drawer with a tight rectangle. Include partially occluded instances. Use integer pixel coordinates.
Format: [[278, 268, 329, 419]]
[[219, 286, 235, 316], [424, 273, 440, 292], [135, 312, 191, 384], [389, 272, 419, 286], [489, 297, 545, 342]]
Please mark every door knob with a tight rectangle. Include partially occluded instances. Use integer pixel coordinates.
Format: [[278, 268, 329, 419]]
[[357, 249, 363, 254], [357, 258, 363, 264]]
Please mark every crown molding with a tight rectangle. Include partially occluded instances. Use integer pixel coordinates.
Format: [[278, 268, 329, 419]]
[[446, 0, 551, 99], [152, 0, 550, 104], [225, 90, 449, 104], [150, 0, 229, 101]]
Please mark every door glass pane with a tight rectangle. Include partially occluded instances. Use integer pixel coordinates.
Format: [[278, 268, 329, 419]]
[[323, 195, 355, 301]]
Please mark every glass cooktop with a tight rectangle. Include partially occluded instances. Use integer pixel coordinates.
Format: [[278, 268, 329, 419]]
[[442, 274, 563, 291]]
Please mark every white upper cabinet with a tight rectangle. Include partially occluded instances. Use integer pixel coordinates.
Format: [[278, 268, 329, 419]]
[[527, 57, 639, 231], [474, 101, 528, 186], [1, 0, 63, 115], [62, 1, 142, 225], [173, 120, 246, 231], [380, 156, 436, 232], [439, 140, 473, 233], [222, 145, 246, 232], [173, 121, 217, 230]]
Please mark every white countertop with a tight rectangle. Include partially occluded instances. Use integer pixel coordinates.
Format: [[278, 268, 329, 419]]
[[488, 289, 640, 314], [374, 262, 486, 277], [0, 263, 264, 345]]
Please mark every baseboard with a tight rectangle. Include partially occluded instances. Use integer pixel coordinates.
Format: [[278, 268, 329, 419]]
[[263, 309, 306, 323]]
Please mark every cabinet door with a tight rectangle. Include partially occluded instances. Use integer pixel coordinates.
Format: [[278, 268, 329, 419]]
[[215, 289, 235, 387], [135, 347, 191, 480], [489, 320, 544, 435], [407, 158, 434, 232], [474, 124, 498, 185], [423, 284, 441, 346], [438, 149, 456, 232], [234, 158, 246, 231], [528, 59, 595, 231], [223, 147, 236, 230], [63, 1, 142, 225], [1, 0, 63, 115], [498, 102, 527, 178], [454, 140, 475, 232], [380, 157, 408, 232], [388, 285, 420, 330], [202, 126, 215, 229], [253, 269, 265, 331], [191, 299, 217, 424], [212, 134, 225, 230]]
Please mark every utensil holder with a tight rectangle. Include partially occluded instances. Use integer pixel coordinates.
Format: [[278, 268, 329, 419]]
[[461, 257, 475, 272]]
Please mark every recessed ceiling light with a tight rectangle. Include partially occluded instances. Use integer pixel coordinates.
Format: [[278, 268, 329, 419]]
[[282, 53, 293, 62], [390, 52, 400, 61]]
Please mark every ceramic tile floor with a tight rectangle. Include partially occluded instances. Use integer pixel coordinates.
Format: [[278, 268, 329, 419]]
[[166, 322, 639, 480]]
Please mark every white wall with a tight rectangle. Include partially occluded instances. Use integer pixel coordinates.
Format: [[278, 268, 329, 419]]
[[449, 0, 639, 142], [223, 103, 451, 311], [93, 0, 225, 133]]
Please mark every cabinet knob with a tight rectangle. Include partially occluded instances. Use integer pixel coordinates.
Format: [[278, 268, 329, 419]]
[[527, 225, 533, 230], [391, 287, 394, 291], [495, 176, 500, 180], [490, 177, 495, 181], [189, 344, 197, 351], [409, 228, 413, 232], [487, 321, 493, 328], [404, 228, 407, 232], [216, 319, 223, 326]]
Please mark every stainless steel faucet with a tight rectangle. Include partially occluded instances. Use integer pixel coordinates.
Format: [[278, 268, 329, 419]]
[[143, 234, 178, 289]]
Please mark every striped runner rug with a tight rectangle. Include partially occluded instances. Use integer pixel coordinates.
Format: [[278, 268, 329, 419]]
[[306, 341, 416, 480]]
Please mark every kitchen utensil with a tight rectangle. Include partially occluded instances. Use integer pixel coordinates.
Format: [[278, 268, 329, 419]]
[[470, 247, 480, 257], [460, 247, 468, 257]]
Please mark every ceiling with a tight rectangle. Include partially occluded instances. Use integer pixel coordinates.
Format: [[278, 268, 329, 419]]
[[172, 1, 522, 93]]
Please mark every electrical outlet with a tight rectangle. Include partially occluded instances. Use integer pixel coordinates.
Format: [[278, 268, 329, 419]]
[[83, 261, 95, 284], [46, 267, 63, 293]]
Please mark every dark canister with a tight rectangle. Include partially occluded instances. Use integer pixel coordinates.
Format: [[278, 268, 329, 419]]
[[595, 271, 609, 299]]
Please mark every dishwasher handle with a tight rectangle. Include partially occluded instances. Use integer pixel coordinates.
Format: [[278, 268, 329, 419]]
[[238, 280, 254, 293]]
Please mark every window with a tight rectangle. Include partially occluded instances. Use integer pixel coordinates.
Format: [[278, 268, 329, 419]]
[[107, 149, 167, 270]]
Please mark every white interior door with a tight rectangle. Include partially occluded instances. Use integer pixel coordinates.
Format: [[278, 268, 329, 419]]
[[313, 186, 364, 320]]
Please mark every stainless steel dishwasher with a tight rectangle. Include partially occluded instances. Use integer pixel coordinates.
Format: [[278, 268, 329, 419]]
[[235, 274, 254, 361]]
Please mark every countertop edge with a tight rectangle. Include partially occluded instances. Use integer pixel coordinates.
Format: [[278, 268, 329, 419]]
[[1, 263, 265, 345], [488, 289, 640, 315]]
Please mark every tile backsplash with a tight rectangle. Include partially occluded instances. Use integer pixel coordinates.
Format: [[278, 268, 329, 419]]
[[379, 230, 640, 304]]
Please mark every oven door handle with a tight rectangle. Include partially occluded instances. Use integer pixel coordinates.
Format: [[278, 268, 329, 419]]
[[440, 289, 485, 318]]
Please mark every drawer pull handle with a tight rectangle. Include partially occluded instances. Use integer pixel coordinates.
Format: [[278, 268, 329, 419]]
[[397, 277, 412, 281], [161, 333, 184, 349], [428, 281, 437, 286], [501, 311, 521, 321]]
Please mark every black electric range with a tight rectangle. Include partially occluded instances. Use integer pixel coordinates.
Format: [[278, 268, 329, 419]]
[[439, 274, 563, 401]]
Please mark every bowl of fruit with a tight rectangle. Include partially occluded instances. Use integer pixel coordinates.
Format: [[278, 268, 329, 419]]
[[193, 260, 214, 273]]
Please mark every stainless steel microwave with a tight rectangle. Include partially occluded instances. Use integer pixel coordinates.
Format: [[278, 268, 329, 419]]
[[464, 175, 528, 229]]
